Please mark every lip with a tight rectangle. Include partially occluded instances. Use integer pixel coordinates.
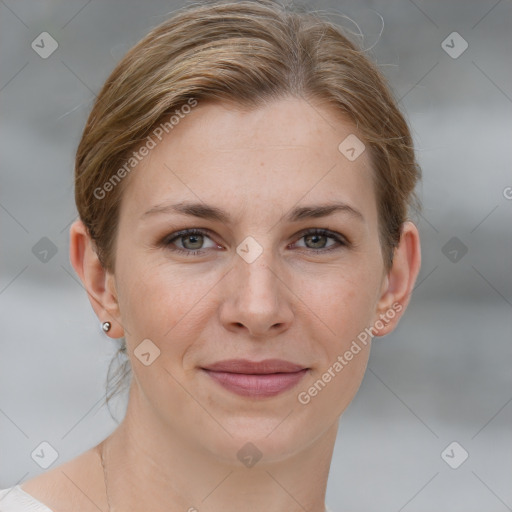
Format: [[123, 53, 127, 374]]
[[201, 359, 309, 398]]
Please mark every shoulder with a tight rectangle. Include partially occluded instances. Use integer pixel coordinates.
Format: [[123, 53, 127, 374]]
[[5, 446, 106, 512], [0, 486, 54, 512]]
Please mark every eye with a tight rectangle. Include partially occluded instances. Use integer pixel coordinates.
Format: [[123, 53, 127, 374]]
[[292, 228, 347, 253], [161, 227, 348, 256], [162, 228, 220, 256]]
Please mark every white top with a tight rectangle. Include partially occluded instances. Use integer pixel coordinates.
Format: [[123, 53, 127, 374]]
[[0, 485, 334, 511], [0, 486, 53, 512]]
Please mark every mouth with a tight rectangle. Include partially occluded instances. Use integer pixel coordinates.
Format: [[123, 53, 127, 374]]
[[201, 359, 309, 398]]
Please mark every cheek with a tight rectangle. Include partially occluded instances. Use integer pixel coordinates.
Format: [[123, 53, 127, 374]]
[[115, 258, 216, 358], [295, 271, 375, 419], [307, 264, 381, 350], [298, 261, 382, 415], [301, 345, 371, 421]]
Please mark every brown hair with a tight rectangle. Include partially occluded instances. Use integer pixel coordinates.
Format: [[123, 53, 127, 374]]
[[74, 0, 421, 413]]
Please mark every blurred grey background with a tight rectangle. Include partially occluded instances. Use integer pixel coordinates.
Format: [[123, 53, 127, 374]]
[[1, 0, 511, 510]]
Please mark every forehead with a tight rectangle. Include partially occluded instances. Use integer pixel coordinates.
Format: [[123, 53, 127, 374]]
[[119, 97, 378, 226]]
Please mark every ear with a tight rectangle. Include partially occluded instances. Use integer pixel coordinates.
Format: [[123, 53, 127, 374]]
[[69, 219, 124, 338], [372, 221, 421, 337]]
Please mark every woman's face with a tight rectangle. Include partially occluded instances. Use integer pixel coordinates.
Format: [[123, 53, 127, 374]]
[[110, 97, 391, 463]]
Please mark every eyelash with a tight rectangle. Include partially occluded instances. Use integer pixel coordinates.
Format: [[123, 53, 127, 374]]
[[161, 228, 348, 256]]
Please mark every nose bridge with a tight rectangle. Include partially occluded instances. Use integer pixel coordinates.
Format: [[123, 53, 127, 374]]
[[220, 234, 293, 335], [235, 237, 281, 305]]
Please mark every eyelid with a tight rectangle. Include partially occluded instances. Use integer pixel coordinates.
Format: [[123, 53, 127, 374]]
[[290, 229, 349, 255], [293, 227, 349, 246], [162, 228, 220, 250]]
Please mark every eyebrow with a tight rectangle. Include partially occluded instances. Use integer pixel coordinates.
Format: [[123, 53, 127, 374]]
[[141, 200, 365, 224]]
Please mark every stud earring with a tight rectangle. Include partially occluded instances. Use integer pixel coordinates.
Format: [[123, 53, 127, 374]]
[[102, 321, 112, 333]]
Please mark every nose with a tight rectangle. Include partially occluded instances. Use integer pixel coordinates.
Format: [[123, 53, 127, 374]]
[[219, 249, 294, 339]]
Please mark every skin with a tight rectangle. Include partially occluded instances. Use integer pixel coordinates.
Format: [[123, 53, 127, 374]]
[[21, 96, 420, 512]]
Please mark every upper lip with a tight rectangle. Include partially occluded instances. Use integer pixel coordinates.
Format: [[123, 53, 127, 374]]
[[202, 359, 307, 374]]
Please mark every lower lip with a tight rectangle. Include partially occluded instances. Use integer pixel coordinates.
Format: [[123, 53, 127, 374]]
[[202, 369, 308, 398]]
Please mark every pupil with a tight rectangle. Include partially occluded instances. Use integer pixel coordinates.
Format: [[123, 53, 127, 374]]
[[185, 234, 201, 249], [308, 234, 324, 248]]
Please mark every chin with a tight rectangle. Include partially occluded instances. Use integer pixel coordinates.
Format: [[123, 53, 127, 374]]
[[195, 413, 321, 467]]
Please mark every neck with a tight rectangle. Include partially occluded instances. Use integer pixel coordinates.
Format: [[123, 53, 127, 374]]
[[100, 383, 337, 512]]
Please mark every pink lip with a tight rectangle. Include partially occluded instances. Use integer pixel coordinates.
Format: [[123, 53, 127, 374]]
[[201, 359, 309, 398]]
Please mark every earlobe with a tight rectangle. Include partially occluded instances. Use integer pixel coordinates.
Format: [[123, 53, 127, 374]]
[[69, 219, 124, 338], [373, 221, 421, 337]]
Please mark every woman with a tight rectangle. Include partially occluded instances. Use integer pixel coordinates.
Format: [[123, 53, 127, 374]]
[[0, 0, 421, 510]]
